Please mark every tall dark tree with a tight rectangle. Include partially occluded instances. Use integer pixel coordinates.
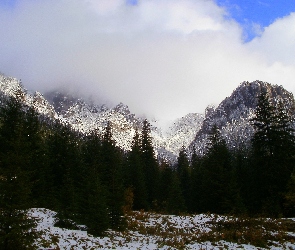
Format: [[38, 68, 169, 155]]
[[101, 122, 125, 229], [199, 125, 238, 214], [250, 90, 295, 215], [0, 97, 38, 249], [159, 163, 186, 214], [126, 129, 148, 210], [166, 171, 186, 215], [46, 120, 81, 219], [176, 146, 191, 211], [79, 131, 108, 233], [190, 146, 203, 213], [23, 106, 49, 207], [140, 119, 160, 207]]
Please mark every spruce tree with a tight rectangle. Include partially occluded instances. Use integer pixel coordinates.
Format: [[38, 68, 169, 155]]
[[101, 122, 125, 230], [190, 146, 203, 213], [166, 171, 186, 215], [159, 163, 186, 214], [250, 90, 295, 216], [23, 106, 49, 207], [176, 146, 191, 211], [199, 125, 237, 214], [126, 129, 148, 210], [79, 131, 110, 235], [47, 120, 80, 219], [0, 96, 38, 249], [140, 119, 160, 208], [284, 173, 295, 217]]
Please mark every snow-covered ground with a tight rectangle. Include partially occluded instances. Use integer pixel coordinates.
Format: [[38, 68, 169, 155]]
[[28, 208, 295, 250]]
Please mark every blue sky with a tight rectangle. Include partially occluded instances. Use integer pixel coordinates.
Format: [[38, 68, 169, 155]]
[[216, 0, 295, 40], [0, 0, 16, 8], [0, 0, 294, 124]]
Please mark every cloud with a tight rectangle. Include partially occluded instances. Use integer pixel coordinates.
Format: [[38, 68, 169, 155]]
[[0, 0, 294, 126]]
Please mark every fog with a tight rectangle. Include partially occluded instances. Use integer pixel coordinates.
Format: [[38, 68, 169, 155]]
[[0, 0, 294, 125]]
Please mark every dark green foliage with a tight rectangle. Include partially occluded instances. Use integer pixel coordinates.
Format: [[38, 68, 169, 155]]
[[140, 120, 160, 207], [198, 125, 238, 214], [126, 129, 148, 210], [47, 120, 81, 218], [166, 169, 186, 214], [176, 146, 191, 211], [79, 131, 110, 235], [0, 97, 38, 249], [81, 169, 109, 236], [250, 89, 295, 216], [101, 122, 126, 230], [284, 173, 295, 217], [190, 146, 203, 213]]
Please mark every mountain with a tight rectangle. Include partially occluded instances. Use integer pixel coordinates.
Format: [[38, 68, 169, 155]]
[[189, 80, 295, 155], [1, 74, 294, 162], [0, 74, 56, 118], [43, 90, 204, 161], [0, 74, 204, 162]]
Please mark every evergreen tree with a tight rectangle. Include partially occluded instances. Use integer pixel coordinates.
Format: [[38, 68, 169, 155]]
[[79, 131, 110, 235], [176, 146, 191, 211], [250, 90, 295, 215], [159, 163, 186, 214], [140, 119, 160, 207], [284, 173, 295, 217], [23, 106, 49, 207], [0, 97, 38, 249], [166, 171, 186, 215], [190, 146, 203, 213], [126, 129, 148, 210], [199, 125, 237, 214], [101, 122, 125, 230], [81, 163, 109, 236], [47, 120, 81, 218]]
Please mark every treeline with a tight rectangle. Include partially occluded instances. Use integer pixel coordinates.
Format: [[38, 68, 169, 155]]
[[1, 88, 295, 248]]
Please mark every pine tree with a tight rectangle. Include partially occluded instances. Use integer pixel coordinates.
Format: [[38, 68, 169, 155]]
[[159, 163, 185, 214], [140, 119, 160, 207], [126, 129, 148, 210], [166, 171, 186, 215], [284, 173, 295, 217], [0, 96, 38, 249], [47, 120, 81, 218], [81, 164, 109, 236], [250, 90, 295, 216], [23, 106, 49, 208], [176, 146, 191, 211], [79, 131, 110, 235], [199, 125, 237, 214], [101, 122, 125, 230], [190, 146, 203, 213]]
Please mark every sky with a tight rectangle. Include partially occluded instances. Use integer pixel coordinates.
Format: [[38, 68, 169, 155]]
[[0, 0, 294, 128]]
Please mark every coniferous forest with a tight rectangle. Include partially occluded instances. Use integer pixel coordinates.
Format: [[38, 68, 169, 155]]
[[1, 88, 295, 249]]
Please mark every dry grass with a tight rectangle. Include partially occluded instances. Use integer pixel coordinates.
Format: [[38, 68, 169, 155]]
[[122, 210, 295, 249]]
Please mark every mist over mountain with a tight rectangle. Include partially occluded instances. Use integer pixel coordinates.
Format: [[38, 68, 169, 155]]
[[0, 73, 294, 163]]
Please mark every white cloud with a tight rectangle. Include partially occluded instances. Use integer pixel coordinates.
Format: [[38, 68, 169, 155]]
[[0, 0, 294, 126]]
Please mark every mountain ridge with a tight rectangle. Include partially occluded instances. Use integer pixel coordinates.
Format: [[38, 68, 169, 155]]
[[1, 73, 294, 162], [190, 80, 295, 155]]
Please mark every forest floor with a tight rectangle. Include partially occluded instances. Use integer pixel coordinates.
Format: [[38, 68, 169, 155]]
[[30, 208, 295, 249]]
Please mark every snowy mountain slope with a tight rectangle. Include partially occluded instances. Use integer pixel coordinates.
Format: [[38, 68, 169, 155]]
[[1, 74, 294, 161], [0, 74, 56, 118], [0, 74, 202, 160], [43, 90, 204, 159], [189, 80, 295, 154], [165, 113, 205, 155]]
